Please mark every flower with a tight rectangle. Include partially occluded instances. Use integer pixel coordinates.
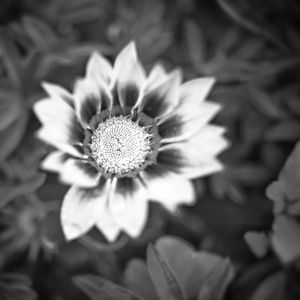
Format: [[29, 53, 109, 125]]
[[33, 42, 227, 242]]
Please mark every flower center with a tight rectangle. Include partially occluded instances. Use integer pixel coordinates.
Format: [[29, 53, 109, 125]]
[[90, 116, 152, 175]]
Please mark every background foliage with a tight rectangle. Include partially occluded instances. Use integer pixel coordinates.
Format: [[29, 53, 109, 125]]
[[0, 0, 300, 299]]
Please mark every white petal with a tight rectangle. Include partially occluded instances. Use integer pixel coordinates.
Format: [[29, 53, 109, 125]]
[[114, 42, 138, 75], [145, 64, 168, 93], [189, 125, 229, 156], [158, 101, 221, 143], [137, 69, 182, 119], [109, 178, 148, 237], [141, 166, 195, 211], [41, 151, 68, 172], [73, 76, 112, 127], [59, 159, 100, 188], [180, 77, 215, 104], [41, 81, 73, 106], [61, 180, 110, 240], [36, 127, 84, 158], [96, 205, 121, 242], [158, 142, 223, 179], [113, 42, 146, 108], [86, 52, 113, 85], [33, 98, 83, 145]]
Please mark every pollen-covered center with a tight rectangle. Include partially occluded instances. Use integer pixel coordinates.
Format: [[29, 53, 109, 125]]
[[90, 116, 152, 175]]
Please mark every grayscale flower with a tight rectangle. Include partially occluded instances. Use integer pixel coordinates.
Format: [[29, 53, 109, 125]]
[[34, 42, 227, 242]]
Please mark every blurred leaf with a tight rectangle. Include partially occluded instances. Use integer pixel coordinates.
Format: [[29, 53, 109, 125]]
[[0, 273, 37, 300], [0, 173, 46, 209], [22, 15, 59, 50], [228, 164, 272, 187], [197, 257, 234, 300], [0, 113, 28, 162], [0, 85, 22, 130], [265, 120, 300, 142], [155, 236, 225, 299], [266, 142, 300, 216], [124, 259, 159, 300], [74, 275, 143, 300], [147, 244, 187, 300], [185, 20, 206, 68], [0, 30, 23, 89], [209, 171, 247, 204], [250, 271, 286, 300], [247, 85, 286, 120], [217, 0, 288, 50], [244, 231, 269, 258], [271, 215, 300, 264]]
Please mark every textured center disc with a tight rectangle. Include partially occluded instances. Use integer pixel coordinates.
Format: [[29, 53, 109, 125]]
[[90, 116, 152, 175]]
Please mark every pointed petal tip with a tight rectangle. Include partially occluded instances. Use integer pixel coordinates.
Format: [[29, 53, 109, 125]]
[[61, 222, 83, 241], [117, 41, 138, 63]]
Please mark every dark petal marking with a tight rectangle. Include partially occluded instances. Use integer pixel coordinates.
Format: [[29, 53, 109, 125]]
[[74, 160, 99, 178], [158, 115, 183, 140], [62, 94, 75, 108], [141, 89, 168, 119], [157, 148, 185, 173], [70, 115, 85, 143], [79, 96, 100, 126], [99, 87, 112, 111], [75, 176, 107, 198], [111, 85, 120, 107], [119, 83, 140, 107], [115, 177, 136, 195]]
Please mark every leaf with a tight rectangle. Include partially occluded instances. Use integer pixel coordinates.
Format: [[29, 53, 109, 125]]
[[197, 258, 234, 300], [0, 113, 28, 162], [0, 86, 22, 130], [185, 20, 206, 68], [0, 173, 46, 209], [217, 0, 287, 50], [22, 15, 59, 49], [74, 275, 143, 300], [147, 244, 187, 300], [265, 120, 300, 142], [0, 273, 37, 300], [0, 30, 23, 89], [155, 236, 223, 299], [271, 215, 300, 264], [124, 259, 159, 300], [250, 271, 286, 300], [244, 231, 269, 258], [266, 142, 300, 216]]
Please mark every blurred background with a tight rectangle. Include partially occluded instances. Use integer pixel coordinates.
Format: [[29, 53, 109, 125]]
[[0, 0, 300, 299]]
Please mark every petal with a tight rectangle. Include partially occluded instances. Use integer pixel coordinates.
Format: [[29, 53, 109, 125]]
[[137, 69, 182, 119], [41, 151, 68, 172], [113, 42, 146, 108], [188, 125, 229, 156], [109, 177, 148, 238], [158, 101, 221, 143], [96, 205, 121, 242], [141, 165, 195, 211], [41, 81, 74, 107], [144, 64, 168, 93], [179, 77, 215, 104], [36, 127, 84, 158], [158, 142, 223, 179], [61, 179, 110, 240], [73, 76, 112, 127], [34, 99, 84, 153], [86, 52, 113, 85], [59, 159, 101, 188]]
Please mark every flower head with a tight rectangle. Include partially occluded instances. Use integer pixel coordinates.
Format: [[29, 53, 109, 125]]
[[34, 42, 227, 242]]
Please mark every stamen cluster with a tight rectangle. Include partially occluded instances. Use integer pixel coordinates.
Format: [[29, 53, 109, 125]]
[[90, 116, 152, 175]]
